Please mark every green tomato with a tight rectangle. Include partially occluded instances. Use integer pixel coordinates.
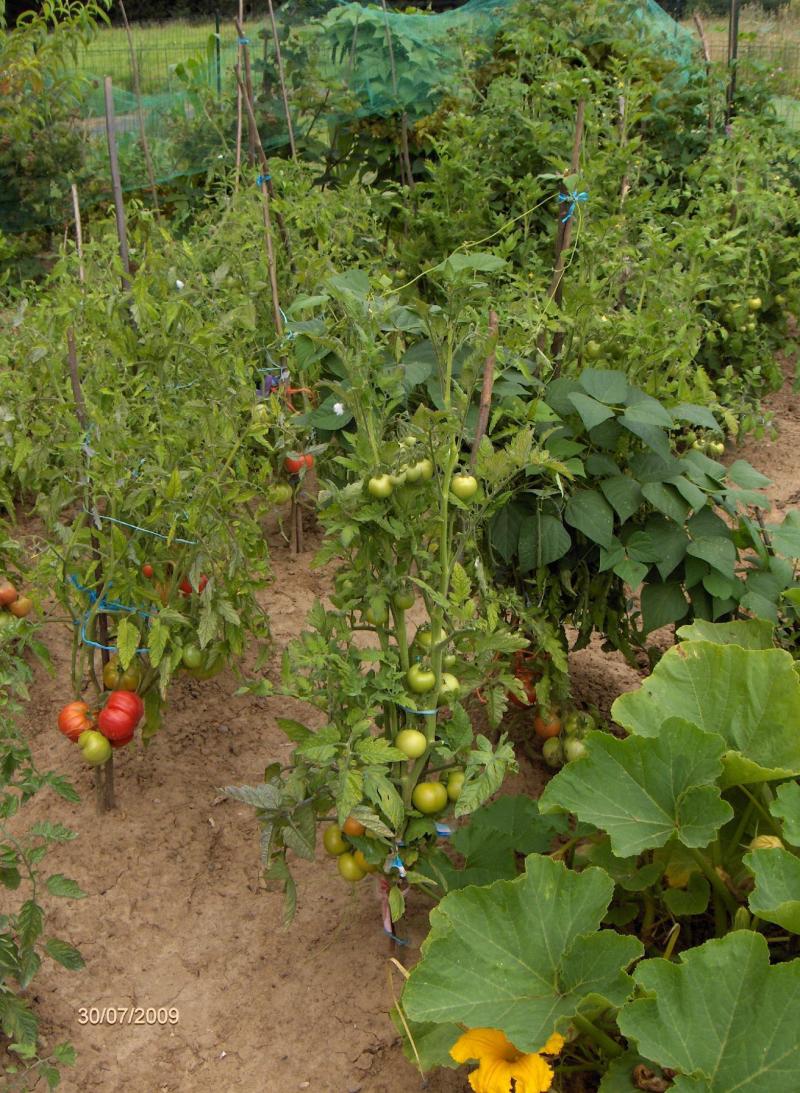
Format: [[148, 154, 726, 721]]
[[393, 588, 415, 611], [79, 730, 112, 767], [412, 781, 448, 814], [390, 469, 408, 487], [416, 459, 434, 482], [323, 825, 349, 856], [395, 728, 428, 759], [709, 440, 725, 457], [399, 436, 417, 450], [564, 737, 588, 763], [337, 852, 366, 882], [182, 645, 204, 670], [404, 462, 423, 483], [775, 293, 787, 306], [447, 771, 465, 801], [270, 483, 293, 505], [542, 737, 564, 769], [365, 599, 389, 626], [407, 663, 436, 694], [585, 339, 602, 359], [438, 673, 461, 704], [450, 474, 478, 501], [367, 474, 393, 499], [748, 296, 762, 311], [414, 628, 433, 652], [443, 653, 457, 669]]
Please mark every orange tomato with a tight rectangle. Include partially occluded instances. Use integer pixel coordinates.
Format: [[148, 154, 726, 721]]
[[534, 711, 562, 740], [342, 816, 366, 837]]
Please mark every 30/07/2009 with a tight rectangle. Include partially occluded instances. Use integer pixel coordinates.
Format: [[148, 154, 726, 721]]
[[78, 1006, 179, 1025]]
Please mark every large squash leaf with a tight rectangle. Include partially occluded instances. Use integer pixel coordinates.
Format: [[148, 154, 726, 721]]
[[538, 720, 733, 857], [770, 781, 800, 846], [612, 641, 800, 787], [744, 847, 800, 933], [402, 855, 642, 1052], [618, 931, 800, 1091]]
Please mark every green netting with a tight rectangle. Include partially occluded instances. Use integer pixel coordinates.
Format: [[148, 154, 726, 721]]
[[2, 0, 697, 233]]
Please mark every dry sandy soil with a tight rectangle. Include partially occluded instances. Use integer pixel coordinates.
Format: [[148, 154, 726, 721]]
[[5, 360, 799, 1093]]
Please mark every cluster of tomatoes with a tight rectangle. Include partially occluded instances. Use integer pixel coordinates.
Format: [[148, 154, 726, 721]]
[[322, 816, 381, 882], [539, 710, 593, 768], [283, 453, 314, 475], [57, 684, 144, 767], [366, 457, 479, 504], [0, 578, 33, 622], [141, 563, 208, 606]]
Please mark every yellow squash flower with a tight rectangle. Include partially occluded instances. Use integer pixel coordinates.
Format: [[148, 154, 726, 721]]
[[450, 1027, 565, 1093]]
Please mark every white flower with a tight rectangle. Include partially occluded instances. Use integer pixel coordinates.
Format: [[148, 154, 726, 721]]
[[175, 279, 185, 290], [333, 402, 345, 416]]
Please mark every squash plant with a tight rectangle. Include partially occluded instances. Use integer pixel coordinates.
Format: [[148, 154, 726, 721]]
[[395, 620, 800, 1089]]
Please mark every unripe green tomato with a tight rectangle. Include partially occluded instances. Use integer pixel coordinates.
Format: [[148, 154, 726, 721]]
[[270, 482, 293, 505], [404, 462, 423, 483], [447, 771, 465, 801], [412, 781, 448, 814], [79, 730, 112, 767], [367, 474, 393, 499], [450, 474, 479, 501], [393, 588, 415, 611], [542, 737, 564, 768], [390, 469, 408, 487], [438, 673, 461, 704], [399, 436, 417, 450], [414, 628, 433, 652], [365, 599, 389, 626], [182, 645, 203, 670], [443, 653, 457, 669], [395, 728, 428, 759], [775, 293, 786, 306], [416, 459, 434, 481], [748, 296, 762, 311], [585, 339, 602, 359], [323, 825, 348, 856], [407, 663, 436, 694], [564, 737, 587, 763], [337, 852, 367, 882]]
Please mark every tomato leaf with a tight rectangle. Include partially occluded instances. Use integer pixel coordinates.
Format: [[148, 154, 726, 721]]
[[336, 767, 364, 827], [44, 938, 85, 971], [115, 617, 139, 671], [45, 875, 86, 900]]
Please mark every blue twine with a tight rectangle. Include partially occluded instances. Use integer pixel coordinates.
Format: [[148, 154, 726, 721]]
[[256, 173, 271, 187], [384, 928, 410, 946], [84, 509, 198, 546], [390, 852, 407, 878], [435, 822, 453, 839], [397, 702, 438, 717], [559, 190, 588, 223], [238, 36, 250, 44], [69, 577, 152, 654]]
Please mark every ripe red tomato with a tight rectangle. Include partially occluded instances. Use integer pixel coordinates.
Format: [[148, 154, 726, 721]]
[[8, 597, 32, 618], [0, 580, 18, 607], [534, 711, 562, 740], [57, 701, 94, 742], [284, 455, 305, 474], [98, 690, 144, 742], [179, 574, 208, 596], [508, 669, 537, 709], [303, 454, 314, 469], [142, 564, 154, 579]]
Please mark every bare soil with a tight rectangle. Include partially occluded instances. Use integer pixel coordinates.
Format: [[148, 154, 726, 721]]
[[8, 360, 798, 1093]]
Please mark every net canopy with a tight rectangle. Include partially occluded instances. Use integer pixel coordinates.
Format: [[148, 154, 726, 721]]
[[2, 0, 698, 233]]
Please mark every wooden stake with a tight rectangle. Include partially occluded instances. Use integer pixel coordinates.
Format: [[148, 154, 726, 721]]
[[540, 99, 586, 362], [70, 184, 85, 285], [236, 16, 257, 168], [67, 328, 115, 812], [693, 12, 715, 135], [102, 77, 131, 291], [118, 0, 160, 216], [234, 0, 244, 190], [266, 0, 297, 161], [379, 0, 414, 189], [470, 310, 499, 470]]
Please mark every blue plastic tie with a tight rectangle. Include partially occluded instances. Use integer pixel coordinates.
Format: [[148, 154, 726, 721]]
[[238, 36, 250, 44], [84, 509, 198, 545], [397, 702, 438, 717], [390, 852, 407, 878], [384, 928, 410, 946], [559, 190, 588, 223], [256, 173, 271, 187], [435, 822, 453, 839]]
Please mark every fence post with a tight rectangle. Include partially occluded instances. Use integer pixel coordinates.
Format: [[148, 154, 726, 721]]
[[215, 11, 222, 99], [725, 0, 740, 125]]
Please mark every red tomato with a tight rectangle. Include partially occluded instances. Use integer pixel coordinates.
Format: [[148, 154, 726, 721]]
[[534, 711, 562, 740], [508, 669, 537, 709], [179, 574, 208, 596], [284, 455, 305, 474], [304, 454, 314, 469], [142, 564, 154, 579], [57, 701, 94, 742], [98, 690, 144, 742]]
